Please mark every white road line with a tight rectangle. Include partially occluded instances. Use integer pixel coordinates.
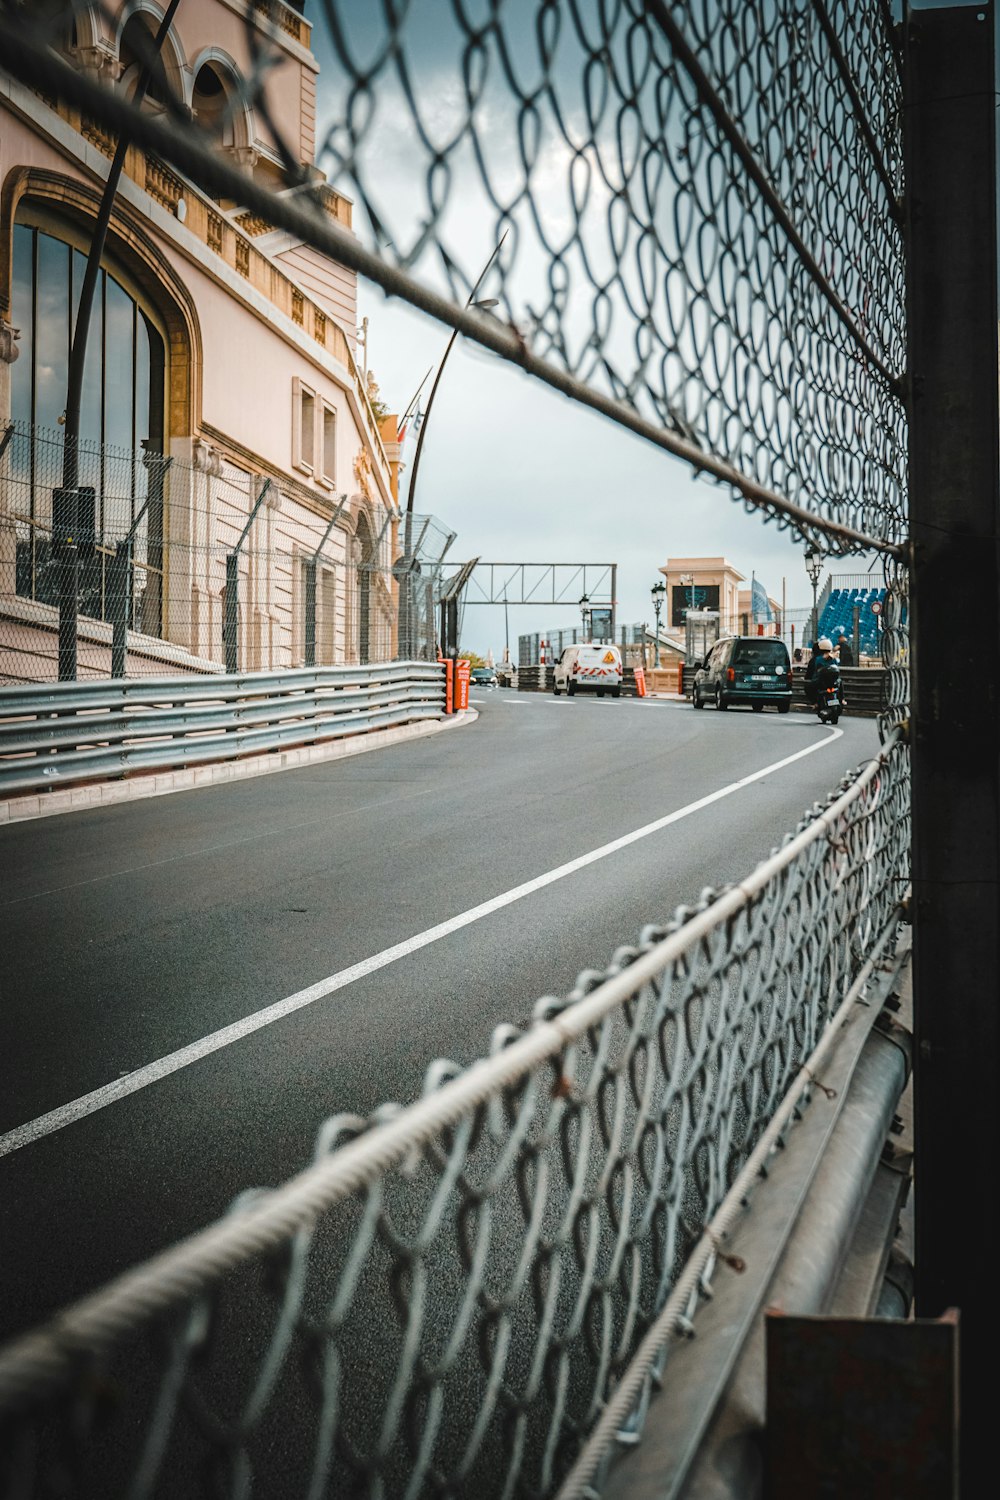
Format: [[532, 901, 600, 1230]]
[[0, 727, 842, 1159]]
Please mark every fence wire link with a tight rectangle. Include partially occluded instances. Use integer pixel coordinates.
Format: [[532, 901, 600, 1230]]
[[0, 0, 907, 555], [315, 0, 907, 552], [0, 731, 910, 1500], [0, 424, 453, 681]]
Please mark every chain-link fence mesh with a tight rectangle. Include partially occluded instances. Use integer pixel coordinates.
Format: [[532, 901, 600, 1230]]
[[0, 423, 454, 681], [0, 0, 907, 558], [0, 3, 914, 1494]]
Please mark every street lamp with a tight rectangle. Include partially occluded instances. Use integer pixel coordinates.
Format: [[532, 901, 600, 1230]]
[[805, 548, 823, 646], [579, 594, 591, 639], [650, 580, 666, 666], [401, 237, 505, 658]]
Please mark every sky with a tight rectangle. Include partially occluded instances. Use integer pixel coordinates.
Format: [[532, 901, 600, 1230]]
[[307, 2, 887, 659]]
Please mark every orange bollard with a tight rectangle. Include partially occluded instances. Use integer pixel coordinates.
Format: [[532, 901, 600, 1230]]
[[634, 664, 647, 697], [677, 660, 684, 694], [454, 658, 470, 711]]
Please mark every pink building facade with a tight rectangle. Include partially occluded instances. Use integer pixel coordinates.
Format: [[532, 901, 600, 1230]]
[[0, 0, 400, 681]]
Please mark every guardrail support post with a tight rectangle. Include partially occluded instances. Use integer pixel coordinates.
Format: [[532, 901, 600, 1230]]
[[905, 2, 999, 1486]]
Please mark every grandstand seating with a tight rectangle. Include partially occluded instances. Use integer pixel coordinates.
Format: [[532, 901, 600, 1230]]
[[816, 586, 893, 656]]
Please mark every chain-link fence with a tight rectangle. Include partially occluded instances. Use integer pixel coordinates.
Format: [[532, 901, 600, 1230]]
[[0, 1, 907, 562], [0, 423, 454, 682], [0, 2, 914, 1494]]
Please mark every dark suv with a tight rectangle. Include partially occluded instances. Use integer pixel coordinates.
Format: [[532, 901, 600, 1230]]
[[692, 636, 792, 713]]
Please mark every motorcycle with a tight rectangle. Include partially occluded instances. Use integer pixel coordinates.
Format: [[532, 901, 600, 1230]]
[[814, 666, 843, 725]]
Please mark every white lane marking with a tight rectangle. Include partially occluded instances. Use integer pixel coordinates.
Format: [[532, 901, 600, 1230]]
[[0, 727, 842, 1159]]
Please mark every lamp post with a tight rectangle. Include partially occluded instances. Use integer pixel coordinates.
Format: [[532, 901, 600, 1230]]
[[579, 594, 590, 639], [650, 580, 666, 666], [805, 548, 823, 646], [401, 238, 505, 658]]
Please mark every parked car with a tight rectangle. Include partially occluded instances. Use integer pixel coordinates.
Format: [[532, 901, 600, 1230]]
[[470, 666, 499, 686], [692, 636, 792, 713], [553, 643, 624, 697]]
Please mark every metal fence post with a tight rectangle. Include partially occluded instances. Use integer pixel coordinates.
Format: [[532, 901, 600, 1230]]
[[224, 551, 239, 673], [904, 2, 1000, 1485], [303, 558, 317, 668], [110, 539, 131, 679], [57, 542, 78, 681]]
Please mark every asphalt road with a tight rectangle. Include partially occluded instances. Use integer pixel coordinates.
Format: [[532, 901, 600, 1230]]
[[0, 691, 880, 1342]]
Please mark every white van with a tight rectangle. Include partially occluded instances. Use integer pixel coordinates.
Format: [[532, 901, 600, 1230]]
[[552, 643, 624, 698]]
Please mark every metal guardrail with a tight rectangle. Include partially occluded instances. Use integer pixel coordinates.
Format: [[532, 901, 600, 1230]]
[[0, 662, 447, 795], [0, 733, 909, 1500]]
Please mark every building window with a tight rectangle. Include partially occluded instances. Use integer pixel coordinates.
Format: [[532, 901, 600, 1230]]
[[9, 220, 166, 631], [320, 403, 336, 487], [293, 378, 316, 473]]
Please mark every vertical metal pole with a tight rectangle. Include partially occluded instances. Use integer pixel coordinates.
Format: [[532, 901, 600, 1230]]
[[610, 562, 617, 642], [110, 539, 131, 679], [905, 4, 999, 1488], [852, 602, 860, 666], [303, 559, 317, 668], [57, 545, 78, 681], [224, 552, 239, 673]]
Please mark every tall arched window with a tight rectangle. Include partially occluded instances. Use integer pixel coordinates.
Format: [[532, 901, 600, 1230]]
[[10, 219, 166, 632], [192, 63, 235, 147], [118, 12, 172, 110]]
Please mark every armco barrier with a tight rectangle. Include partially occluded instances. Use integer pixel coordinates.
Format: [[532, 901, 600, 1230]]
[[0, 662, 447, 796]]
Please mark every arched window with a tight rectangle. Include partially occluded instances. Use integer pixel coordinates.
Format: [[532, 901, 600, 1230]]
[[10, 219, 167, 633], [192, 63, 235, 147], [118, 11, 171, 109]]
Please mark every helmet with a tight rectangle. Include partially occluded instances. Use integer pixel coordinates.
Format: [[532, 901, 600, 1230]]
[[818, 637, 833, 651]]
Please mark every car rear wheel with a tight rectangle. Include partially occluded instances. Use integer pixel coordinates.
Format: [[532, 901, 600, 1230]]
[[715, 686, 729, 711], [752, 701, 763, 713], [778, 702, 791, 714], [693, 686, 705, 708], [612, 685, 621, 698], [568, 681, 576, 697]]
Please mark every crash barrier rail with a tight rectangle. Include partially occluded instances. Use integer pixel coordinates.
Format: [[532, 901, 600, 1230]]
[[0, 423, 456, 683], [0, 661, 446, 796], [0, 732, 910, 1500]]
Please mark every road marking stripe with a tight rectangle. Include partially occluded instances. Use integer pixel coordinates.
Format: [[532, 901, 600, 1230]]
[[0, 727, 842, 1159]]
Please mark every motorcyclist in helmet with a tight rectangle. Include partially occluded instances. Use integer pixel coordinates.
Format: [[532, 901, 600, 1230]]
[[812, 637, 843, 712], [803, 639, 825, 706]]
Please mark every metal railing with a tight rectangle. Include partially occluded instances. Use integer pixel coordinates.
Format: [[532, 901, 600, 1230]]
[[0, 661, 446, 796], [0, 731, 909, 1499]]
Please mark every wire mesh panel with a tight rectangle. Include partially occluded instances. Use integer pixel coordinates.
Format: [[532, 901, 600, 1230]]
[[0, 424, 450, 681]]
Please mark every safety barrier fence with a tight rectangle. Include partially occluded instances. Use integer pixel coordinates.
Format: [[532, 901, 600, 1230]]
[[0, 661, 446, 797], [0, 423, 454, 683], [0, 731, 909, 1499]]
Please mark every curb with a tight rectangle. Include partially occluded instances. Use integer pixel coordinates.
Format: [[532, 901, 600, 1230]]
[[0, 709, 478, 826]]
